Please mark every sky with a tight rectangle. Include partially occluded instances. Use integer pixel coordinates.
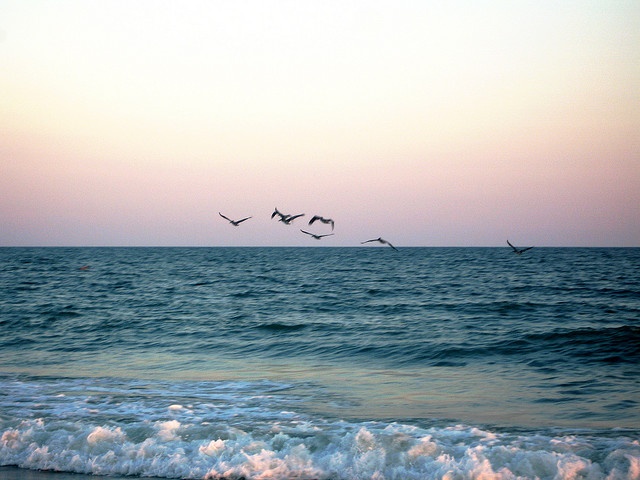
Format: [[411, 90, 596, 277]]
[[1, 0, 639, 247]]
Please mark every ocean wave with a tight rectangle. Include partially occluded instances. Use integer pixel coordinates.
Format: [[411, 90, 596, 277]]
[[209, 322, 640, 371], [3, 420, 639, 479], [522, 325, 640, 364], [256, 323, 308, 332], [1, 376, 639, 480]]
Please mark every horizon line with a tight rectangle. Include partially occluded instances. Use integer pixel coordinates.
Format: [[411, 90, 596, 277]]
[[1, 245, 638, 249]]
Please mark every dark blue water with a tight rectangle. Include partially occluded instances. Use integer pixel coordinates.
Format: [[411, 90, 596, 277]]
[[1, 247, 639, 479]]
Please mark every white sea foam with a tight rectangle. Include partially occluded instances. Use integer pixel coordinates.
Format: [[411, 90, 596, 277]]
[[1, 377, 639, 479], [2, 416, 639, 479]]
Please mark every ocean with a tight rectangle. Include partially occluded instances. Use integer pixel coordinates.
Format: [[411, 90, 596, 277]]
[[1, 246, 639, 479]]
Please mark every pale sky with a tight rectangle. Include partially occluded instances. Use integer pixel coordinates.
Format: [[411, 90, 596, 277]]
[[1, 0, 639, 246]]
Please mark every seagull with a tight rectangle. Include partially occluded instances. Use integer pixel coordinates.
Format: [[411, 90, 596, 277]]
[[219, 212, 252, 226], [309, 215, 335, 230], [271, 207, 304, 224], [361, 237, 398, 251], [300, 229, 335, 240], [507, 240, 534, 254], [280, 213, 305, 225]]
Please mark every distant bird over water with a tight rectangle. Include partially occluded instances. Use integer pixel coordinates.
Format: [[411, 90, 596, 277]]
[[300, 229, 335, 240], [271, 208, 305, 225], [219, 212, 252, 226], [280, 213, 305, 225], [507, 240, 534, 254], [309, 215, 335, 230], [361, 237, 398, 251]]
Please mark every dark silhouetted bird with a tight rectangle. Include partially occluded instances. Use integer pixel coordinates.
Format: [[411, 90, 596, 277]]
[[309, 215, 335, 231], [361, 237, 398, 251], [507, 240, 534, 254], [300, 229, 335, 240], [271, 208, 304, 224], [219, 212, 252, 226]]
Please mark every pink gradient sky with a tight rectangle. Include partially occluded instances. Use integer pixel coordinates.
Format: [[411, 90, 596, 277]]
[[1, 1, 639, 246]]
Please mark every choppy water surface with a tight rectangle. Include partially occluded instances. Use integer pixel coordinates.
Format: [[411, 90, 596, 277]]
[[1, 247, 639, 479]]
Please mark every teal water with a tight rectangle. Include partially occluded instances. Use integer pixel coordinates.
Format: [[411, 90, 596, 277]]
[[1, 247, 639, 479]]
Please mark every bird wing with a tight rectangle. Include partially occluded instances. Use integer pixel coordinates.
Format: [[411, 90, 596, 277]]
[[219, 212, 232, 222], [308, 215, 320, 225], [361, 239, 377, 244], [520, 246, 534, 252], [300, 229, 313, 236], [289, 213, 305, 221], [236, 216, 252, 224], [507, 240, 518, 252], [320, 233, 335, 238]]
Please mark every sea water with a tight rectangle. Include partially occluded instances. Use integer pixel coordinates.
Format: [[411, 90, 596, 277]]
[[1, 247, 639, 479]]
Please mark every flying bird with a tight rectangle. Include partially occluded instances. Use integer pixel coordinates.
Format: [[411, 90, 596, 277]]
[[279, 213, 305, 225], [507, 240, 534, 254], [300, 229, 335, 240], [309, 215, 335, 230], [271, 208, 304, 224], [219, 212, 252, 226], [361, 237, 398, 251]]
